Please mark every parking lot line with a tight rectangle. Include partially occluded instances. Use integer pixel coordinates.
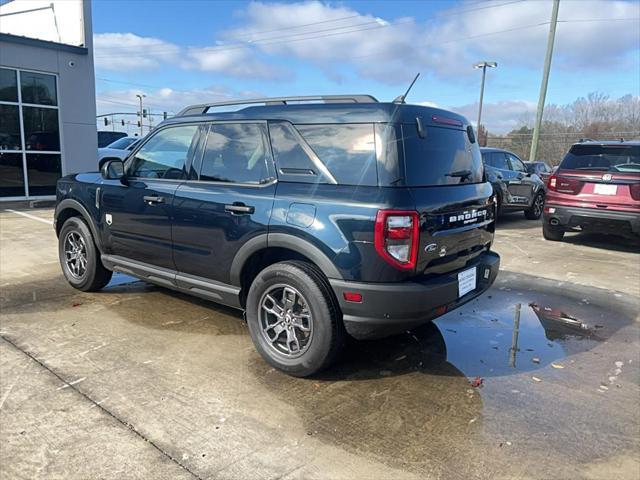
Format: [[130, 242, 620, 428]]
[[3, 209, 53, 226]]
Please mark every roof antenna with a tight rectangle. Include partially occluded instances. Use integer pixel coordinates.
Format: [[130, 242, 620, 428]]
[[393, 73, 420, 104]]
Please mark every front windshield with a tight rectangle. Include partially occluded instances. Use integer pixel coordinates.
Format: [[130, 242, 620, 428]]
[[560, 144, 640, 173]]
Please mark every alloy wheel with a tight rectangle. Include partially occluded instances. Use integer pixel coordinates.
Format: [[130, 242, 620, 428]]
[[534, 194, 544, 217], [259, 284, 313, 358], [64, 231, 88, 279]]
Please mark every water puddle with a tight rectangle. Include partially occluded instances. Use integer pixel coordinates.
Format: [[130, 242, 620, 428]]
[[250, 272, 637, 475]]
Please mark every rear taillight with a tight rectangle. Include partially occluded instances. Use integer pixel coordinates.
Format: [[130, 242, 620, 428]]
[[374, 210, 419, 271], [630, 183, 640, 201], [548, 174, 581, 195]]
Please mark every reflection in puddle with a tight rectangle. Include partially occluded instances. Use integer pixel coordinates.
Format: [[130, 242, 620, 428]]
[[433, 292, 614, 378], [529, 302, 600, 341]]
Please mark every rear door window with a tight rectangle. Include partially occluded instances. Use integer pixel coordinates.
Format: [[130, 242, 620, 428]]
[[561, 144, 640, 173], [484, 152, 509, 170], [402, 125, 483, 186], [200, 123, 270, 184]]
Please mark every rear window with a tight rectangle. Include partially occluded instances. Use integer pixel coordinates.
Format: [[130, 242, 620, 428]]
[[402, 125, 483, 186], [561, 144, 640, 173]]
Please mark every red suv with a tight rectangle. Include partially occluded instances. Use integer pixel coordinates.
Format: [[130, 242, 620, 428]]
[[543, 141, 640, 241]]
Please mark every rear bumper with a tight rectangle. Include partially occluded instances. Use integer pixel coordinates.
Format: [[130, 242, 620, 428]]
[[329, 251, 500, 339], [544, 205, 640, 236]]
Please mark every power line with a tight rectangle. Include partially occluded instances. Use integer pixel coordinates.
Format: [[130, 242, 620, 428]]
[[96, 77, 167, 89], [557, 17, 639, 23], [229, 14, 361, 39]]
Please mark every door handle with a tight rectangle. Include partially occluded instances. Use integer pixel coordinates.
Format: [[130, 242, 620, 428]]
[[225, 203, 255, 215], [143, 195, 165, 205]]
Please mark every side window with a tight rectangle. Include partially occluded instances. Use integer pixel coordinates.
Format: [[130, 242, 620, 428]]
[[489, 152, 510, 170], [128, 125, 199, 179], [200, 123, 270, 184], [295, 124, 377, 186], [269, 123, 334, 184], [508, 154, 526, 172]]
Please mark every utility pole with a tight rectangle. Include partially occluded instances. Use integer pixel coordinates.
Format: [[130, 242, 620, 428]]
[[529, 0, 560, 161], [473, 61, 497, 145], [135, 93, 146, 136]]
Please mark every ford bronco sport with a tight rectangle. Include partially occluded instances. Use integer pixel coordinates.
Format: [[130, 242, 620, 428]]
[[55, 95, 500, 377]]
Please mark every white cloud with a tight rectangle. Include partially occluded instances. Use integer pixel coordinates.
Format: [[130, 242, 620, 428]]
[[94, 33, 181, 70], [220, 0, 639, 82], [448, 100, 537, 132], [94, 32, 285, 79], [185, 46, 285, 79]]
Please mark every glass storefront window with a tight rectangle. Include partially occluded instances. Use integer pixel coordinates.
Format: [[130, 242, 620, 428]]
[[26, 154, 61, 196], [20, 71, 57, 106], [0, 152, 26, 197], [0, 104, 21, 150], [0, 69, 61, 197], [0, 68, 18, 102], [23, 106, 60, 151]]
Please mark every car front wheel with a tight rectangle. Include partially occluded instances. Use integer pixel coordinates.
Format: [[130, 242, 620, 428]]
[[245, 261, 344, 377], [58, 217, 112, 291]]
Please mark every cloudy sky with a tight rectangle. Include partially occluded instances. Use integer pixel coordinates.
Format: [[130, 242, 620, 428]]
[[92, 0, 639, 133]]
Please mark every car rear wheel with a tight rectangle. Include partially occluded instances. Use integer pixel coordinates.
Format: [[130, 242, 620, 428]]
[[245, 261, 344, 377], [59, 217, 112, 291], [525, 192, 545, 220], [543, 222, 565, 241]]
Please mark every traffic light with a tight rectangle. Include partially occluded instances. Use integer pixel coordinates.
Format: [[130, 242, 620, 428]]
[[103, 117, 109, 126], [163, 111, 168, 120], [142, 109, 148, 118], [137, 120, 141, 127], [121, 119, 125, 126]]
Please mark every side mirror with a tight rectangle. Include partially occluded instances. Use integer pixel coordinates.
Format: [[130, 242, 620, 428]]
[[100, 158, 125, 180]]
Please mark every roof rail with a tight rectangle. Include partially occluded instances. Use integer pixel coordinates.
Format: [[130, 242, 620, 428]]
[[176, 94, 379, 116]]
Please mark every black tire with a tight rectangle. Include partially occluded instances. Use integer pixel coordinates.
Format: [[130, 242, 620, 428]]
[[525, 192, 545, 220], [543, 222, 565, 241], [245, 261, 345, 377], [58, 217, 112, 291]]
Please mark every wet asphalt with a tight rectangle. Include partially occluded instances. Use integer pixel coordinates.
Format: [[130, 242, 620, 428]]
[[0, 208, 638, 480]]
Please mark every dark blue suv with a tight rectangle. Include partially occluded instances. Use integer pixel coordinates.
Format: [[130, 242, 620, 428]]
[[54, 95, 500, 376]]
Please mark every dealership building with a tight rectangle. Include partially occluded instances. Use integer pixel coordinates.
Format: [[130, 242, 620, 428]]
[[0, 0, 97, 201]]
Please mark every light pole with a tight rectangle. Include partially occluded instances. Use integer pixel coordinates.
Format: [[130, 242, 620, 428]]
[[473, 61, 497, 144], [135, 94, 146, 136]]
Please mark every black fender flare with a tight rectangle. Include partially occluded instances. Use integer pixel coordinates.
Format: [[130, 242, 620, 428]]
[[54, 198, 103, 251], [229, 233, 343, 286]]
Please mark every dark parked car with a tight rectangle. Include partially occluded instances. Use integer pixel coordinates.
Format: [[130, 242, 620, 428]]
[[97, 131, 127, 148], [524, 160, 553, 184], [54, 95, 500, 376], [481, 147, 547, 219], [543, 140, 640, 241]]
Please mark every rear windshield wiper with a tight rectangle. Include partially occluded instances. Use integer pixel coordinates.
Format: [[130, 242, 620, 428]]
[[445, 169, 472, 180]]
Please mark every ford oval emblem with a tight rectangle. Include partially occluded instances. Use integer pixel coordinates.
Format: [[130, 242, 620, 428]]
[[602, 174, 612, 181], [425, 243, 437, 253]]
